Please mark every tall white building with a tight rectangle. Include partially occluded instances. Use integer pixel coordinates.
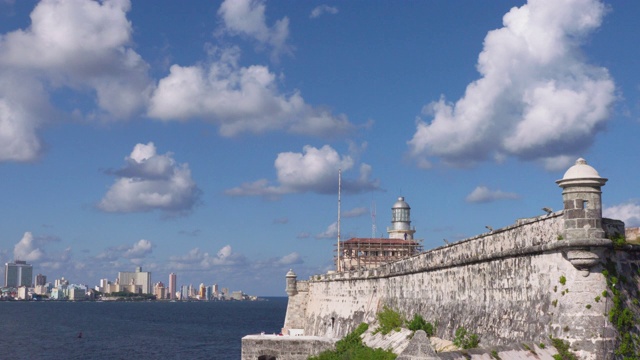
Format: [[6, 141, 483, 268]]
[[4, 260, 33, 287], [117, 267, 151, 294]]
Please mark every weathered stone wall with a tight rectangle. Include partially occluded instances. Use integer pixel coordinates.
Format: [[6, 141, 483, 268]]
[[280, 212, 638, 359], [241, 335, 336, 360]]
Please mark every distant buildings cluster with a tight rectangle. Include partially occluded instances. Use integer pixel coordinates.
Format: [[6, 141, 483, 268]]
[[1, 262, 256, 301]]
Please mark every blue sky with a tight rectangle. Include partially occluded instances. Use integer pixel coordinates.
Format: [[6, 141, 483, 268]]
[[0, 0, 638, 296]]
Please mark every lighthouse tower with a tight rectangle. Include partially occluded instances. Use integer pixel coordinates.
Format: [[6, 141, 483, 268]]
[[387, 196, 416, 240]]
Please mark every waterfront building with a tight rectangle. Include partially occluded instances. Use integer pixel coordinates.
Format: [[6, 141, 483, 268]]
[[117, 267, 151, 294], [336, 196, 423, 271], [212, 283, 219, 297], [154, 282, 166, 299], [35, 273, 46, 286], [17, 286, 29, 300], [168, 273, 176, 300], [4, 260, 33, 287], [69, 287, 86, 301], [54, 277, 69, 288], [199, 283, 206, 299]]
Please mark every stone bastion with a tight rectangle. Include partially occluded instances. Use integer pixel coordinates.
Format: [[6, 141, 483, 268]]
[[242, 159, 640, 360]]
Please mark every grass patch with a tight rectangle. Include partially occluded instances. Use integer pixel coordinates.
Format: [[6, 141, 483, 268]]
[[309, 323, 396, 360], [453, 326, 480, 349], [373, 306, 404, 335]]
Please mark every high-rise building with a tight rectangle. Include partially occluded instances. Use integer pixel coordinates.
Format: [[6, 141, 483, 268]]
[[4, 260, 33, 287], [117, 266, 151, 294], [168, 273, 176, 300], [154, 282, 166, 299], [35, 274, 47, 286], [199, 283, 206, 299]]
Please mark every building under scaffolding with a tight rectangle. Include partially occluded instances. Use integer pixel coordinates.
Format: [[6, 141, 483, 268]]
[[335, 196, 423, 271]]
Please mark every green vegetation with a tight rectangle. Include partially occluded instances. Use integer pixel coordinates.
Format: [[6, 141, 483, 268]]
[[490, 349, 501, 359], [539, 343, 546, 349], [550, 337, 578, 360], [585, 304, 591, 309], [602, 261, 640, 359], [374, 306, 404, 335], [594, 295, 601, 303], [557, 235, 564, 240], [309, 323, 396, 360], [610, 234, 627, 249], [406, 314, 435, 337], [453, 326, 480, 349], [559, 275, 566, 286], [552, 299, 558, 307]]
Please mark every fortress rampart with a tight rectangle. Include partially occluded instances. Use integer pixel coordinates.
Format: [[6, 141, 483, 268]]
[[243, 159, 640, 360]]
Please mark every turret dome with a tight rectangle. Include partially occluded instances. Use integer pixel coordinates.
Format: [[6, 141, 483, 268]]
[[392, 197, 410, 209], [557, 158, 607, 188], [562, 158, 601, 180]]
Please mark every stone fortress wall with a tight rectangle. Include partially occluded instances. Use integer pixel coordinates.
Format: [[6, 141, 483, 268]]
[[243, 159, 640, 360]]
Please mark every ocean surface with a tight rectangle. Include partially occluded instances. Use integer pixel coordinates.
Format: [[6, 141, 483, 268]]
[[0, 297, 288, 360]]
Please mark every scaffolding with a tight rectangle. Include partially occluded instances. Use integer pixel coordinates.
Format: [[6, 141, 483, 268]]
[[334, 237, 423, 272]]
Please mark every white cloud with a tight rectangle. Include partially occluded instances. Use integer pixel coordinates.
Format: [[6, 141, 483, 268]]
[[408, 0, 615, 170], [98, 142, 201, 214], [310, 5, 338, 19], [604, 200, 640, 227], [316, 222, 338, 239], [343, 207, 369, 218], [13, 231, 71, 271], [148, 47, 354, 138], [168, 245, 247, 270], [276, 252, 302, 266], [217, 0, 291, 60], [224, 145, 379, 198], [465, 186, 519, 203], [123, 239, 153, 259], [0, 0, 153, 162], [14, 232, 46, 262]]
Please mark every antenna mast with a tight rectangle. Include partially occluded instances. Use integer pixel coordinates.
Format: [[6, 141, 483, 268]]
[[337, 169, 342, 272], [371, 201, 377, 238]]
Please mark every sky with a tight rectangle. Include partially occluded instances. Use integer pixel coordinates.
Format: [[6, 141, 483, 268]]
[[0, 0, 638, 296]]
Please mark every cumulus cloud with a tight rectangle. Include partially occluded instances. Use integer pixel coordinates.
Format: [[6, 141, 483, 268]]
[[310, 5, 338, 19], [224, 145, 380, 198], [217, 0, 291, 60], [98, 142, 201, 215], [168, 245, 247, 270], [316, 222, 338, 239], [408, 0, 615, 170], [148, 47, 354, 138], [276, 252, 303, 266], [343, 207, 369, 218], [13, 231, 71, 270], [0, 0, 153, 162], [96, 239, 153, 262], [465, 186, 520, 203], [604, 200, 640, 227]]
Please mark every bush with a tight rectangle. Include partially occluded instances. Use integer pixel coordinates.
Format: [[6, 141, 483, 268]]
[[453, 326, 480, 349], [550, 337, 578, 360], [374, 306, 404, 335], [406, 314, 435, 337], [309, 323, 397, 360]]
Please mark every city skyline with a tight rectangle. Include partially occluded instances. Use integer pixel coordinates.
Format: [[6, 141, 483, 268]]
[[1, 0, 639, 296]]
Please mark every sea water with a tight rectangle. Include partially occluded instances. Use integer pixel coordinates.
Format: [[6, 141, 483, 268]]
[[0, 298, 287, 360]]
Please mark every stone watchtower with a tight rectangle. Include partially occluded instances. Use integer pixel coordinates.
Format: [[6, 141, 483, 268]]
[[556, 158, 608, 241], [556, 158, 609, 276], [285, 269, 297, 296]]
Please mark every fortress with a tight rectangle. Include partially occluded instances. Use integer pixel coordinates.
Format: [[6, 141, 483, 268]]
[[242, 159, 640, 359]]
